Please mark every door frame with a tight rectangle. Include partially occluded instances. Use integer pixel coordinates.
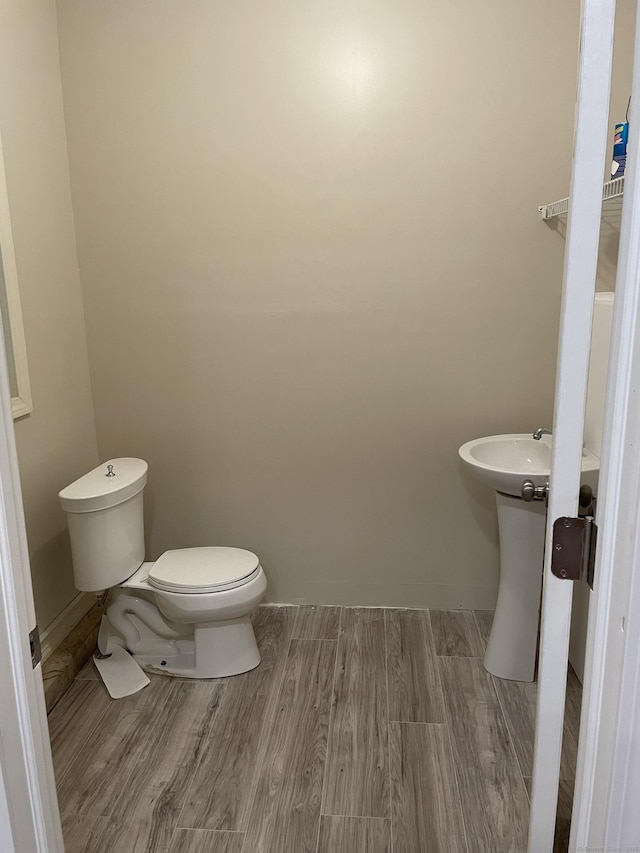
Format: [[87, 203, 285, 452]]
[[0, 380, 65, 850], [0, 147, 64, 851], [0, 352, 65, 851], [529, 0, 640, 848], [571, 0, 640, 843], [528, 0, 617, 846]]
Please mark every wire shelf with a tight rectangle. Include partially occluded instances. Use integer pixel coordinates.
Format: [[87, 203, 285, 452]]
[[539, 175, 625, 220]]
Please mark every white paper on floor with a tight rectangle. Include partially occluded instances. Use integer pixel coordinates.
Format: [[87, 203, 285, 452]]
[[94, 646, 150, 699]]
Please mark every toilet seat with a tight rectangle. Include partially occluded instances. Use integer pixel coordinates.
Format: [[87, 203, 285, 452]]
[[148, 547, 261, 594]]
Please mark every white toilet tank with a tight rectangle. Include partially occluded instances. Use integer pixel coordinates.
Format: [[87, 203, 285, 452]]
[[59, 458, 148, 592]]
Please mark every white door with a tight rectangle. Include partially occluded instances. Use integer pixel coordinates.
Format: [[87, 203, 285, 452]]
[[530, 0, 640, 850], [569, 0, 640, 843], [0, 140, 65, 848]]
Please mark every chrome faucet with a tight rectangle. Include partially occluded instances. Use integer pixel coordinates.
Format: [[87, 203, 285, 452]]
[[533, 427, 552, 440]]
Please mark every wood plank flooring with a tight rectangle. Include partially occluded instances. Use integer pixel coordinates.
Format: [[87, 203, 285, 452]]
[[390, 722, 466, 853], [49, 605, 581, 853], [323, 608, 389, 820], [178, 607, 296, 832], [243, 638, 335, 852], [317, 816, 391, 853]]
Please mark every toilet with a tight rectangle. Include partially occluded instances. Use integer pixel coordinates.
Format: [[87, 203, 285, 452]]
[[59, 458, 267, 678]]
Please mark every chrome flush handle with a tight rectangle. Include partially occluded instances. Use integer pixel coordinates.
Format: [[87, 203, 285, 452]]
[[106, 464, 115, 477]]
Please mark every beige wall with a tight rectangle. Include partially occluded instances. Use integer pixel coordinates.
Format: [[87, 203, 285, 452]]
[[56, 0, 581, 608], [0, 0, 99, 629]]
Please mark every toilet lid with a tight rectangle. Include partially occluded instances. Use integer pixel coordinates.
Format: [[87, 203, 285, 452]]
[[148, 547, 260, 594]]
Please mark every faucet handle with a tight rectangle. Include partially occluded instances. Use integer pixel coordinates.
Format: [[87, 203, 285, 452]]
[[521, 479, 549, 502]]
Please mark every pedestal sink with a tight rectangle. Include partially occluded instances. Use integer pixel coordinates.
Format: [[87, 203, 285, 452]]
[[459, 434, 599, 681]]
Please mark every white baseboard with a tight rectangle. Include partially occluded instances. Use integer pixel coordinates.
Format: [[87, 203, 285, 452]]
[[40, 592, 95, 662]]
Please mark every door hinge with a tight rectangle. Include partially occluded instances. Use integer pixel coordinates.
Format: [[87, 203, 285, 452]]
[[551, 516, 597, 589], [29, 625, 41, 669]]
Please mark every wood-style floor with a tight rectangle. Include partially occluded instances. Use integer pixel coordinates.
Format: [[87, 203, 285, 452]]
[[49, 606, 582, 853]]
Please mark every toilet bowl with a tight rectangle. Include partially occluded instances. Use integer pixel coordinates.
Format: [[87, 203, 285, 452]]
[[59, 458, 267, 678]]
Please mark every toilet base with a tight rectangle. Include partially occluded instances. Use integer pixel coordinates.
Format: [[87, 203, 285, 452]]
[[103, 589, 262, 679], [134, 616, 261, 678]]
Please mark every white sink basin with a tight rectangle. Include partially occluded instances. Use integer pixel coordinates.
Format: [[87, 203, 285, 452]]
[[458, 433, 599, 497]]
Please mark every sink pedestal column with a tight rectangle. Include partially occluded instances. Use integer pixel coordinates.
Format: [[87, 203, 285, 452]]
[[484, 492, 546, 682]]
